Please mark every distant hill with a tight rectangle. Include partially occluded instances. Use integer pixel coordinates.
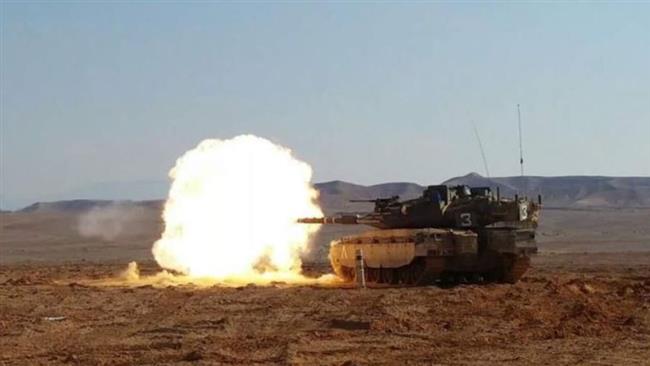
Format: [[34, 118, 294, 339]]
[[443, 173, 650, 208], [10, 174, 650, 214], [18, 199, 164, 214], [314, 174, 650, 212], [314, 181, 423, 214]]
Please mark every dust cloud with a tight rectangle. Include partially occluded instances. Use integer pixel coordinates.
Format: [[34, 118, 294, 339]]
[[77, 203, 147, 241]]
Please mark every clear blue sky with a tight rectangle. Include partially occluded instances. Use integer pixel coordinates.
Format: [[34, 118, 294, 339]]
[[1, 2, 649, 208]]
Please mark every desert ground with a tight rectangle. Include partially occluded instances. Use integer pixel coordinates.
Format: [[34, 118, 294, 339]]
[[1, 207, 649, 365]]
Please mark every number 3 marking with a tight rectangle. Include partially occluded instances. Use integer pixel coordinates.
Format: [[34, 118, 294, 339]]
[[520, 204, 528, 220], [460, 213, 472, 227]]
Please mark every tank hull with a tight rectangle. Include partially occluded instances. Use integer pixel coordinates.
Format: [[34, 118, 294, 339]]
[[329, 227, 535, 285]]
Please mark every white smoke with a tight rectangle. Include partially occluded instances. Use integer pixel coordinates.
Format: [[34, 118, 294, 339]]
[[77, 203, 147, 241]]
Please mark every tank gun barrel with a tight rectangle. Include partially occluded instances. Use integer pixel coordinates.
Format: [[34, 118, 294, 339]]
[[297, 215, 359, 225], [349, 195, 399, 204]]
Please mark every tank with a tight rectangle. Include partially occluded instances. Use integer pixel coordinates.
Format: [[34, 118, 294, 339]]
[[299, 185, 541, 285]]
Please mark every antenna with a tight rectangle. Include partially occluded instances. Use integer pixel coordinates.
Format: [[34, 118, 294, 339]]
[[471, 121, 490, 178], [517, 104, 524, 176]]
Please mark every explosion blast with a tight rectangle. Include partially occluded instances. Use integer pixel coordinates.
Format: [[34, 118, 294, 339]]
[[151, 135, 323, 284]]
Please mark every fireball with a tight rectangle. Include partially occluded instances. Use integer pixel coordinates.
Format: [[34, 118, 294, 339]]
[[152, 135, 322, 283]]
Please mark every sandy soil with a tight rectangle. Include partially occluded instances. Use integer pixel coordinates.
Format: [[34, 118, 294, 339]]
[[1, 208, 649, 365], [2, 208, 650, 264], [1, 253, 649, 365]]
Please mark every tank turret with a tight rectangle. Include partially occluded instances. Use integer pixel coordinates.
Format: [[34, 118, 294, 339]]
[[300, 185, 540, 230]]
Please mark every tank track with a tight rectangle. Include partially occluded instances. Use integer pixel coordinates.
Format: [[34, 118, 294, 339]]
[[334, 254, 530, 286], [498, 254, 531, 284], [336, 262, 427, 286]]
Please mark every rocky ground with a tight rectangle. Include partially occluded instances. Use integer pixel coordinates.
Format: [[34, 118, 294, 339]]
[[1, 253, 649, 365]]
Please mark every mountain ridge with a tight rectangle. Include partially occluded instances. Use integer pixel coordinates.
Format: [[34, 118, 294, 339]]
[[10, 174, 650, 214]]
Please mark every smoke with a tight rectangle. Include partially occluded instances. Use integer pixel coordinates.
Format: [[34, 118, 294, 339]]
[[77, 203, 146, 241], [151, 135, 323, 283], [120, 261, 140, 281]]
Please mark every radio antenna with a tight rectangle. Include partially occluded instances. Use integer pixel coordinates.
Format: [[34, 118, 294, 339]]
[[471, 121, 490, 178], [517, 104, 524, 176]]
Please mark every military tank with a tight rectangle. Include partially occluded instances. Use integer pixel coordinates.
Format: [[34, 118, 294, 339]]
[[299, 185, 541, 285]]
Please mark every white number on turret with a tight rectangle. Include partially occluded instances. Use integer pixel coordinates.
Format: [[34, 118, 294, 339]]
[[460, 213, 472, 227], [519, 204, 528, 220]]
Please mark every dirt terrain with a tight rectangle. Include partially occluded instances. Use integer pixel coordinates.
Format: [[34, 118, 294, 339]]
[[2, 207, 649, 264], [0, 254, 649, 365], [1, 207, 649, 365]]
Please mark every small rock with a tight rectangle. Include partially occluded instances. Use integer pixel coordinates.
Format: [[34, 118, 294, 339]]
[[623, 317, 636, 326], [330, 319, 371, 331], [43, 316, 66, 322], [582, 284, 596, 294], [64, 354, 79, 363], [183, 350, 203, 361]]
